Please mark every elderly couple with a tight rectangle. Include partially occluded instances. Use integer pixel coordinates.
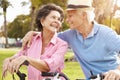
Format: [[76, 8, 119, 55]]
[[2, 0, 120, 80]]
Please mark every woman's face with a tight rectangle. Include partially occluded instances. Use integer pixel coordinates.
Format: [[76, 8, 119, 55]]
[[41, 10, 62, 33]]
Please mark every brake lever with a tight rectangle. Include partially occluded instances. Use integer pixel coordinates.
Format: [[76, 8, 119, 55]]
[[89, 74, 104, 80], [13, 60, 29, 80], [89, 71, 104, 80]]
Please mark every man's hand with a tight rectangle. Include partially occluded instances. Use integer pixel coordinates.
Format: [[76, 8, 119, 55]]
[[22, 31, 37, 49], [104, 69, 120, 80]]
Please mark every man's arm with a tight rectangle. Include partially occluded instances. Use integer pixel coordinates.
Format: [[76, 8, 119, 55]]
[[22, 31, 39, 49]]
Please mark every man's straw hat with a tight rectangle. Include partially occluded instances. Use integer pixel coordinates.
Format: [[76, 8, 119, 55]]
[[67, 0, 94, 11]]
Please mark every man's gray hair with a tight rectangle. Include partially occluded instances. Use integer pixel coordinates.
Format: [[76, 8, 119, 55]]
[[85, 10, 95, 22]]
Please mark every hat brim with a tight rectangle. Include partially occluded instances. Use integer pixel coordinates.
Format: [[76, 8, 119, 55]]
[[66, 7, 94, 11]]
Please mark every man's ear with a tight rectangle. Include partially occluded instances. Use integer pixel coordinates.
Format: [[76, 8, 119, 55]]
[[82, 12, 87, 20], [82, 12, 87, 17]]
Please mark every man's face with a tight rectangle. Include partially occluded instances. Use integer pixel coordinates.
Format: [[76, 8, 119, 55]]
[[66, 10, 84, 29]]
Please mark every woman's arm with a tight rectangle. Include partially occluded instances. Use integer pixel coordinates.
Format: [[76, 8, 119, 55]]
[[27, 57, 50, 72], [43, 41, 68, 72], [9, 56, 50, 73]]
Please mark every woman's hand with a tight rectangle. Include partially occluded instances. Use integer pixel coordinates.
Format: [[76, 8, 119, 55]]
[[2, 58, 11, 78], [8, 56, 28, 74], [104, 69, 120, 80]]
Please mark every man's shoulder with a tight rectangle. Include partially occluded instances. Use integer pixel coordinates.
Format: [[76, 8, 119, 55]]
[[59, 29, 76, 35], [95, 22, 113, 32], [56, 37, 68, 45]]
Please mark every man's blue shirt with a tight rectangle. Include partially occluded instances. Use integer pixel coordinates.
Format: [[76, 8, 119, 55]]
[[58, 22, 120, 78]]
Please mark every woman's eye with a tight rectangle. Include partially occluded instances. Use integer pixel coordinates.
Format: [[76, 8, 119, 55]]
[[52, 16, 56, 19], [58, 18, 62, 22], [51, 16, 62, 22]]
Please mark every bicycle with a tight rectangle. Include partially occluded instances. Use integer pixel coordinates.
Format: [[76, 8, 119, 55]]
[[2, 60, 104, 80]]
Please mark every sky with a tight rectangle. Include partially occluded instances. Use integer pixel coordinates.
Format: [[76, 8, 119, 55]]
[[0, 0, 31, 27]]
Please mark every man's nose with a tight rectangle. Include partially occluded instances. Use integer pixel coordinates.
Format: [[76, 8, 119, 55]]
[[66, 18, 69, 23]]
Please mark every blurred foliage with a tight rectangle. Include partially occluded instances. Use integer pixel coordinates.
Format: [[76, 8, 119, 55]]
[[92, 0, 114, 23], [7, 15, 31, 40], [0, 0, 12, 47], [7, 0, 68, 39], [6, 0, 120, 39], [30, 0, 67, 9], [103, 17, 120, 34], [93, 0, 120, 35], [112, 18, 120, 34]]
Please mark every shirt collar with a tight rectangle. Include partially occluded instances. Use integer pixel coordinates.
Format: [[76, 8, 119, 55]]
[[76, 21, 99, 38], [34, 32, 57, 45], [50, 33, 57, 45], [87, 21, 99, 38]]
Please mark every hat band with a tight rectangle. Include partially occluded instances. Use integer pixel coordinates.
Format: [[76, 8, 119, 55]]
[[67, 4, 90, 9]]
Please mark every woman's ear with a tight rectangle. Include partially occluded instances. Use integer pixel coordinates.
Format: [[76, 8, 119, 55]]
[[40, 18, 44, 26]]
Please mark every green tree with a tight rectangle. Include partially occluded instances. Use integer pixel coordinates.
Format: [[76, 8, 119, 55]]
[[93, 0, 114, 24], [21, 1, 35, 31], [7, 15, 31, 41], [111, 18, 120, 34], [0, 0, 12, 48], [93, 0, 120, 27]]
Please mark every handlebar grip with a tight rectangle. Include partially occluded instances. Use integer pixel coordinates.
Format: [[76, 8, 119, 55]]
[[89, 73, 105, 80], [14, 60, 28, 80], [100, 74, 105, 79], [22, 60, 29, 66], [16, 71, 26, 80], [42, 72, 57, 77], [42, 72, 70, 80]]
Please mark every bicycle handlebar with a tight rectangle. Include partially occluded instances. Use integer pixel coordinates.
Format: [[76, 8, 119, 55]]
[[15, 60, 70, 80], [16, 71, 104, 80], [12, 60, 29, 80], [88, 70, 104, 80], [76, 74, 105, 80], [89, 73, 104, 80], [16, 71, 26, 80], [42, 72, 70, 80], [15, 60, 105, 80]]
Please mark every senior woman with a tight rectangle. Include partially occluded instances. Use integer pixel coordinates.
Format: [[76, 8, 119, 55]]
[[2, 3, 68, 80]]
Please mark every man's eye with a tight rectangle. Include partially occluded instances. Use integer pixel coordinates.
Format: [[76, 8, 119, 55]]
[[68, 15, 72, 18]]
